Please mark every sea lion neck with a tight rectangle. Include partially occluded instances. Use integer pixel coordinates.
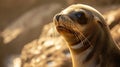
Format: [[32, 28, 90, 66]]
[[70, 26, 120, 67]]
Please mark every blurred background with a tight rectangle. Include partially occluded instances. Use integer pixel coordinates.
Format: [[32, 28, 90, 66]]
[[0, 0, 120, 67]]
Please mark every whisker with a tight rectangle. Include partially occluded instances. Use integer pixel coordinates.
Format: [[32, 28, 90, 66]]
[[75, 24, 93, 47], [69, 20, 83, 44], [73, 32, 82, 43], [69, 21, 90, 47], [69, 21, 81, 44]]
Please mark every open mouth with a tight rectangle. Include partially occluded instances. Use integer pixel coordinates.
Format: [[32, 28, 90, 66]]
[[56, 26, 74, 33], [56, 26, 66, 30]]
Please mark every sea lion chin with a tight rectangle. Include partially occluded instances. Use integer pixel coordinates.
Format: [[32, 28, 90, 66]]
[[53, 4, 120, 67]]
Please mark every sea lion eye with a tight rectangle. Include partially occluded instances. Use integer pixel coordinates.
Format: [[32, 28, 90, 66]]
[[75, 12, 84, 18], [75, 12, 88, 25]]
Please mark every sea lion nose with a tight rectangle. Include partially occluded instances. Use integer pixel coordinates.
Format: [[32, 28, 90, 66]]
[[55, 15, 61, 22]]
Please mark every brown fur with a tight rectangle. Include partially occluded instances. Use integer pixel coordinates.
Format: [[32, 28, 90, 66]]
[[53, 4, 120, 67]]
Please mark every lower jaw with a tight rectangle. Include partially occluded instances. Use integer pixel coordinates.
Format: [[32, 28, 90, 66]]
[[69, 36, 92, 52], [70, 44, 91, 54]]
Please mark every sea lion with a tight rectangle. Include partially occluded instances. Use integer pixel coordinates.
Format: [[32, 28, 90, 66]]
[[53, 4, 120, 67]]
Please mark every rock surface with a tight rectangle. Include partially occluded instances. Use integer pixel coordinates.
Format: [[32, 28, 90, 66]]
[[21, 24, 72, 67]]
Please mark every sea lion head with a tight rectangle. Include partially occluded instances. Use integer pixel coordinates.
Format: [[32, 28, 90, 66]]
[[53, 4, 107, 50]]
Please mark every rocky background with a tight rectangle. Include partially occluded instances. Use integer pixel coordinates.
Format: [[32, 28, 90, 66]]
[[0, 0, 120, 67]]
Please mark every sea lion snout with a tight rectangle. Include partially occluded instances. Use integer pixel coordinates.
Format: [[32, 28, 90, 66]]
[[55, 14, 61, 22], [54, 14, 68, 23]]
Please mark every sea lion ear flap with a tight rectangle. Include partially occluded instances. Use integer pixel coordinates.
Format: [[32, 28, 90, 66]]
[[94, 16, 107, 27]]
